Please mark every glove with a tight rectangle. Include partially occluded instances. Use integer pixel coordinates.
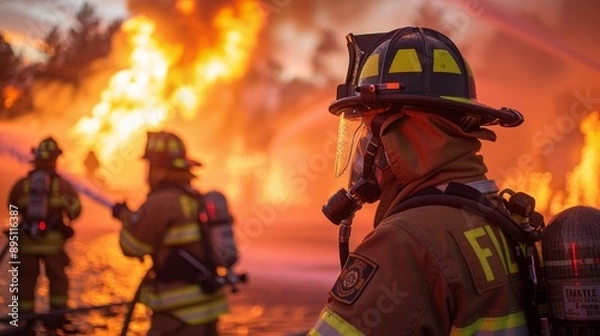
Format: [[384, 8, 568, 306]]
[[112, 202, 130, 219]]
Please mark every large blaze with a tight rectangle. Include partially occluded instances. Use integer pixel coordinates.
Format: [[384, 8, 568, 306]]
[[503, 111, 600, 216], [72, 1, 265, 168], [2, 85, 21, 109]]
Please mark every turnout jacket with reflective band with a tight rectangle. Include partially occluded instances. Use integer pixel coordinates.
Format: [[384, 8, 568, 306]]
[[310, 204, 528, 335], [7, 170, 81, 255], [117, 184, 228, 325]]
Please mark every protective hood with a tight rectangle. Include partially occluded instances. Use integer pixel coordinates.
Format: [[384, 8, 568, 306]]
[[374, 110, 495, 226]]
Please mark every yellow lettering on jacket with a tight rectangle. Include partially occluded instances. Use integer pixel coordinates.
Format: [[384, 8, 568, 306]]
[[464, 225, 519, 283], [464, 227, 495, 281]]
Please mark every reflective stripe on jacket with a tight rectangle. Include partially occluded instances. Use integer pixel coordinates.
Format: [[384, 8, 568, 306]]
[[7, 171, 81, 256], [117, 184, 228, 325], [311, 204, 529, 335]]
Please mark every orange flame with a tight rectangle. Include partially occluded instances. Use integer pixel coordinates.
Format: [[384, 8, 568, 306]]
[[503, 111, 600, 216], [2, 85, 21, 109], [72, 1, 265, 164], [176, 0, 196, 15]]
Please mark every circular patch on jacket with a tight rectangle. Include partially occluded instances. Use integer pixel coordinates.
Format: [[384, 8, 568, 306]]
[[330, 253, 379, 305]]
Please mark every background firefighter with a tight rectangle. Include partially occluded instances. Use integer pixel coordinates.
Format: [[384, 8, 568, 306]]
[[111, 131, 234, 336], [312, 27, 540, 335], [6, 137, 82, 314]]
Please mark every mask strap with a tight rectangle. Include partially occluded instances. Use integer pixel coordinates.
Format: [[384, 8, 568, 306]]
[[362, 109, 396, 179]]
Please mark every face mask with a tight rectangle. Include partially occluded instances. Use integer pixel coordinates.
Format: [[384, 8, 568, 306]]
[[323, 123, 391, 224]]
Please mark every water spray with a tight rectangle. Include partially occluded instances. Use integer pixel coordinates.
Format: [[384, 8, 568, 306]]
[[0, 135, 114, 209]]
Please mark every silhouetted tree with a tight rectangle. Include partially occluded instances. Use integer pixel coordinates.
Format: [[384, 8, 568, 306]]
[[0, 33, 21, 83], [41, 25, 64, 66], [35, 2, 122, 84], [0, 32, 30, 117]]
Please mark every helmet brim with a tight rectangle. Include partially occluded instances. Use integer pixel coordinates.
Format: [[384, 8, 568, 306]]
[[329, 94, 524, 128], [186, 158, 203, 168], [142, 155, 203, 169]]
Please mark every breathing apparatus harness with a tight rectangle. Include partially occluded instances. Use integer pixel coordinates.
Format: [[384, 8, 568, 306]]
[[120, 186, 247, 335], [23, 169, 73, 240], [146, 184, 246, 294], [322, 107, 548, 335]]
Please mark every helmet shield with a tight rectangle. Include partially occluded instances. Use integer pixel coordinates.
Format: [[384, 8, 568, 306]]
[[334, 110, 364, 178], [334, 110, 389, 179]]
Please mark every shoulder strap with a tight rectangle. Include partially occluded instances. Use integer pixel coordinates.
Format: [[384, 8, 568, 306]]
[[389, 182, 542, 335], [391, 182, 538, 244]]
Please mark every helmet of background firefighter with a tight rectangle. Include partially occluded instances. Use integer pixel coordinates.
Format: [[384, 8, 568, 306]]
[[141, 131, 202, 170], [30, 136, 63, 170], [141, 131, 202, 188], [541, 205, 600, 334]]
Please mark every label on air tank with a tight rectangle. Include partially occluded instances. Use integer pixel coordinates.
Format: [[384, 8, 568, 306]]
[[563, 284, 600, 319]]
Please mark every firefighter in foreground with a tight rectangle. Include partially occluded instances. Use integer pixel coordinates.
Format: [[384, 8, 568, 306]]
[[311, 27, 544, 335], [7, 137, 81, 313], [112, 131, 238, 336]]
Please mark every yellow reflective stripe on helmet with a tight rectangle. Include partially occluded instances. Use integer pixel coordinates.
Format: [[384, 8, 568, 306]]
[[168, 139, 180, 153], [433, 49, 461, 74], [389, 49, 422, 73], [171, 297, 229, 325], [360, 54, 380, 79], [163, 222, 201, 245], [155, 139, 166, 152], [308, 308, 364, 336], [441, 96, 474, 104], [141, 284, 226, 311], [449, 311, 528, 335], [173, 158, 186, 168], [119, 228, 154, 257]]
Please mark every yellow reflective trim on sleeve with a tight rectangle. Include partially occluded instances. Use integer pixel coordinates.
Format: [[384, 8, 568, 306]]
[[162, 222, 201, 245], [20, 300, 34, 311], [308, 308, 364, 336], [359, 54, 380, 79], [433, 49, 461, 74], [389, 49, 422, 73], [140, 284, 226, 311], [52, 178, 59, 194], [171, 297, 229, 325], [119, 228, 154, 257], [50, 295, 68, 306], [450, 311, 528, 335], [20, 231, 64, 255]]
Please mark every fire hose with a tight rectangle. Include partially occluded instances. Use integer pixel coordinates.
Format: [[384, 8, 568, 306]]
[[0, 137, 246, 332], [0, 136, 139, 332], [0, 135, 114, 208]]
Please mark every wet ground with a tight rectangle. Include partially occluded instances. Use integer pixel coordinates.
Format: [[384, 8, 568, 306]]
[[0, 214, 375, 335], [0, 127, 377, 335]]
